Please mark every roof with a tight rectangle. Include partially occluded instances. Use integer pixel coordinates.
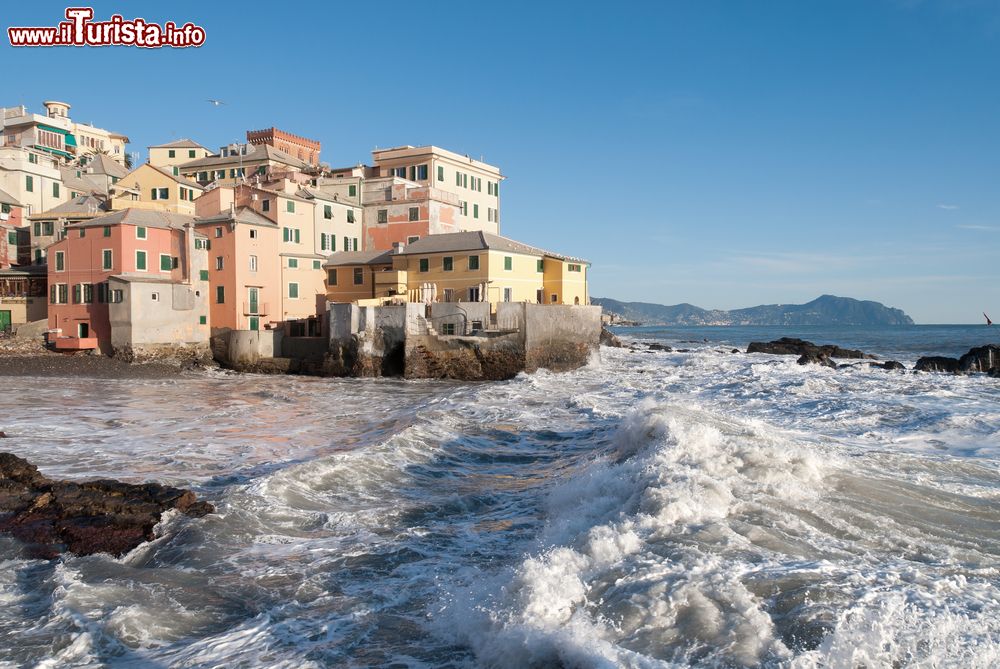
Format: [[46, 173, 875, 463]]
[[59, 167, 106, 195], [68, 208, 197, 230], [0, 265, 47, 278], [371, 145, 503, 176], [397, 231, 589, 263], [146, 164, 204, 190], [0, 185, 20, 206], [177, 144, 309, 171], [30, 194, 109, 219], [148, 138, 209, 150], [323, 250, 394, 267], [195, 206, 277, 228], [109, 273, 183, 284], [296, 187, 360, 206], [85, 153, 128, 178]]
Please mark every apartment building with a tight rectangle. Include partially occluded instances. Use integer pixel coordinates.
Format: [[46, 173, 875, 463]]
[[0, 146, 68, 216], [1, 101, 129, 166], [46, 208, 209, 353], [148, 139, 212, 169], [370, 146, 503, 235], [27, 194, 109, 265], [109, 163, 204, 215], [179, 143, 309, 187], [325, 231, 588, 307], [296, 187, 363, 256]]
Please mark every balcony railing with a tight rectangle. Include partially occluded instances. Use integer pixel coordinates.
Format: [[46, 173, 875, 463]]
[[243, 302, 269, 316]]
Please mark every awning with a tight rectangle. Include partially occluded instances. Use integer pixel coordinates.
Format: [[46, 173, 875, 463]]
[[37, 124, 70, 135], [64, 134, 77, 147], [33, 145, 72, 158]]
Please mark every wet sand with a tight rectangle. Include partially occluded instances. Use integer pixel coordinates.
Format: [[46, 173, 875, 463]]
[[0, 354, 189, 379]]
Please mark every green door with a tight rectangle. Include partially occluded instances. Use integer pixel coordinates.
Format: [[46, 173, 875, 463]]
[[0, 311, 10, 333], [249, 316, 259, 331], [248, 287, 259, 314]]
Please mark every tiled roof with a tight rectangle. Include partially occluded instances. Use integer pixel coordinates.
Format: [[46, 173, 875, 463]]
[[30, 194, 109, 218], [148, 138, 209, 150], [323, 250, 394, 267], [177, 144, 309, 171], [397, 231, 588, 263], [195, 206, 277, 227], [69, 208, 197, 230], [85, 153, 129, 178]]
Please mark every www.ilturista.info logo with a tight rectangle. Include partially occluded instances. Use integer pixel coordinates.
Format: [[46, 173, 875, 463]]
[[7, 7, 205, 48]]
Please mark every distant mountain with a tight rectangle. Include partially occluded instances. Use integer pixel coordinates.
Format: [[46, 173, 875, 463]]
[[593, 295, 915, 326]]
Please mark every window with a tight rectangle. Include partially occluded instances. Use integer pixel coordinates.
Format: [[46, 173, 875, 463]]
[[215, 227, 223, 238], [136, 250, 147, 271], [295, 229, 301, 244], [249, 229, 257, 239], [551, 294, 558, 303], [324, 204, 332, 219], [468, 255, 480, 270], [288, 258, 298, 269], [136, 226, 147, 239], [473, 204, 479, 219], [216, 286, 225, 303], [52, 182, 60, 198], [348, 184, 357, 197], [419, 258, 429, 273], [417, 164, 428, 180], [33, 222, 40, 236], [50, 283, 68, 304], [55, 251, 64, 271], [199, 315, 207, 325], [215, 256, 224, 270], [151, 292, 160, 302], [407, 235, 419, 243], [262, 199, 270, 212], [199, 269, 209, 281], [28, 153, 37, 165], [504, 256, 512, 271], [288, 282, 299, 299], [394, 167, 406, 178], [441, 323, 456, 335], [455, 171, 462, 187], [151, 188, 168, 200], [443, 256, 453, 272], [537, 259, 544, 272], [504, 288, 513, 302], [189, 150, 196, 158], [216, 170, 225, 180], [343, 236, 349, 252], [6, 231, 14, 245], [103, 226, 111, 237], [353, 238, 358, 251], [160, 254, 173, 271], [168, 149, 176, 158], [437, 166, 444, 182], [198, 171, 208, 181], [347, 209, 356, 224], [25, 175, 33, 192], [327, 269, 338, 285], [173, 167, 180, 176], [320, 233, 329, 251], [408, 207, 419, 222], [43, 221, 54, 236], [461, 201, 468, 216], [313, 260, 321, 270], [286, 200, 295, 213], [103, 249, 113, 270], [488, 181, 493, 196], [249, 255, 257, 272], [353, 268, 363, 285], [111, 289, 123, 303], [377, 209, 387, 224], [568, 263, 583, 272]]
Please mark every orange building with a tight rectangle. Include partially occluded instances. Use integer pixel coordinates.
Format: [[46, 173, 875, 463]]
[[246, 127, 321, 166], [46, 208, 208, 353]]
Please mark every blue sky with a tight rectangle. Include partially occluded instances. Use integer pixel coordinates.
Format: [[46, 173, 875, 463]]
[[3, 0, 999, 323]]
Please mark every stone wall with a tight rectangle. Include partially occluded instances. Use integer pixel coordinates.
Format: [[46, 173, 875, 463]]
[[523, 304, 601, 372]]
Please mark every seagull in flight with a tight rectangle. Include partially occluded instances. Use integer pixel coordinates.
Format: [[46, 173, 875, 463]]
[[206, 99, 227, 107]]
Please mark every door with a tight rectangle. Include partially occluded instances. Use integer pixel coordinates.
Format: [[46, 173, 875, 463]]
[[0, 311, 10, 333], [78, 323, 89, 338], [468, 287, 480, 302], [249, 316, 259, 331], [248, 287, 259, 314]]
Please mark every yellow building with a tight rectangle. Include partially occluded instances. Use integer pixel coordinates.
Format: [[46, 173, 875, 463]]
[[324, 231, 588, 306], [178, 144, 309, 187], [148, 139, 211, 169], [109, 163, 204, 215]]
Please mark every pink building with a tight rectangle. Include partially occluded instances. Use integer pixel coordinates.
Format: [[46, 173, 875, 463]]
[[46, 208, 208, 353]]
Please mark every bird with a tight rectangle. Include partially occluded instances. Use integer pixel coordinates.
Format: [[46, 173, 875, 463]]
[[206, 99, 227, 107]]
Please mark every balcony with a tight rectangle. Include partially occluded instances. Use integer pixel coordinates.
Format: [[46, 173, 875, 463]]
[[243, 302, 269, 316]]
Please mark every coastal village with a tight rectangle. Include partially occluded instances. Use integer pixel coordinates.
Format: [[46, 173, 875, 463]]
[[0, 100, 599, 378]]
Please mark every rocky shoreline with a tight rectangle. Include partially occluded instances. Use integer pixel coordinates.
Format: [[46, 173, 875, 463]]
[[0, 453, 213, 559]]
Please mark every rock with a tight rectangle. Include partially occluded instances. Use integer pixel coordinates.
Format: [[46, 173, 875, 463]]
[[0, 452, 213, 559], [747, 337, 873, 359], [872, 360, 905, 371], [0, 431, 6, 438], [600, 327, 624, 348], [958, 344, 1000, 374], [731, 349, 740, 354], [646, 343, 672, 352], [797, 352, 837, 368], [914, 356, 960, 373]]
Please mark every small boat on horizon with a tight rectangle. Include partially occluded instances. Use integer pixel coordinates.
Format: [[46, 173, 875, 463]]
[[986, 312, 993, 326]]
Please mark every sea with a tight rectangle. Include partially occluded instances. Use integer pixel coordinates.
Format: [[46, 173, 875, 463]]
[[0, 324, 998, 668]]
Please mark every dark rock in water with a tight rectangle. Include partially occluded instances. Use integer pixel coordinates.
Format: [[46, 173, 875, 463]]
[[797, 352, 837, 368], [676, 349, 691, 353], [958, 344, 1000, 374], [914, 356, 960, 373], [0, 452, 213, 559], [646, 343, 672, 352], [599, 327, 623, 348], [747, 337, 872, 359], [873, 360, 906, 371], [0, 431, 6, 438], [731, 349, 740, 354]]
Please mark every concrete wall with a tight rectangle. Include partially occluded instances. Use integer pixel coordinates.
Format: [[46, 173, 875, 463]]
[[108, 278, 209, 352], [523, 304, 601, 372], [428, 302, 490, 334]]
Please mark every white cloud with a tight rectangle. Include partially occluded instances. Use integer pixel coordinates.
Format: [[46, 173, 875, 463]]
[[957, 224, 1000, 231], [937, 203, 960, 210]]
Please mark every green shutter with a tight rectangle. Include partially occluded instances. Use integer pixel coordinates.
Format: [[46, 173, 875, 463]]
[[313, 260, 321, 269], [504, 256, 512, 270], [216, 286, 225, 303], [287, 200, 294, 213], [288, 283, 298, 298], [537, 259, 544, 272], [437, 166, 444, 182], [25, 176, 33, 192], [53, 182, 59, 197], [160, 255, 172, 271], [103, 250, 112, 270], [199, 315, 207, 325], [349, 184, 357, 197], [199, 269, 209, 281], [289, 258, 298, 268], [294, 229, 300, 243], [419, 258, 429, 272], [136, 251, 146, 270], [103, 226, 111, 237]]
